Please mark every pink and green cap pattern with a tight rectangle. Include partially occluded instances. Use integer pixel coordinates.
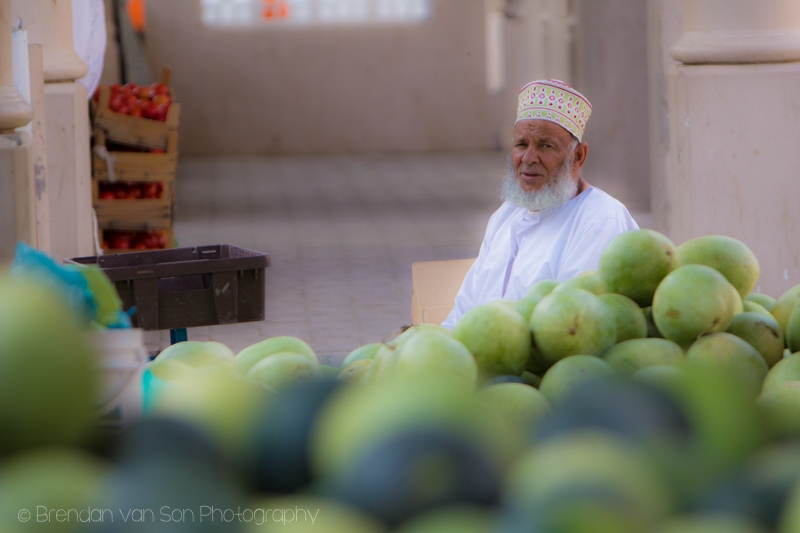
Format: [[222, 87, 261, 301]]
[[516, 79, 592, 141]]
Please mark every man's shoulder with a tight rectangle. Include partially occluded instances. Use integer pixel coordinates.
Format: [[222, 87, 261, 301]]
[[572, 187, 633, 215], [578, 186, 625, 206], [561, 186, 639, 232]]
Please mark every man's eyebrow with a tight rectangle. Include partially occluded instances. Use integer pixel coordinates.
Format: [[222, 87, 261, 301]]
[[513, 130, 564, 145]]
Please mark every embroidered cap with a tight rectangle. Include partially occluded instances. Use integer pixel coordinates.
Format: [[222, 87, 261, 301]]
[[516, 79, 592, 141]]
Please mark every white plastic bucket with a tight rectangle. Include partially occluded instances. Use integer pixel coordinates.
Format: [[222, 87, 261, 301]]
[[90, 328, 149, 429]]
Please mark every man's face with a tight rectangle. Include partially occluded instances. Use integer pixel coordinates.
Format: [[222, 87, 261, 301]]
[[511, 120, 580, 193]]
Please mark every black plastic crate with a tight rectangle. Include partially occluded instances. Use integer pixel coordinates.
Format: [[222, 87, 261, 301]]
[[69, 244, 270, 331]]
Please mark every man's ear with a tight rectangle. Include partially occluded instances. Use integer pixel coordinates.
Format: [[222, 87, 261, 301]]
[[572, 142, 588, 171]]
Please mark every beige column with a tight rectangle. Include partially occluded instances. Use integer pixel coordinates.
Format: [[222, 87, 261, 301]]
[[0, 0, 31, 132], [508, 0, 573, 86], [25, 44, 52, 255], [662, 0, 800, 298], [647, 0, 684, 236], [502, 0, 574, 147], [13, 0, 93, 261], [0, 133, 35, 264], [0, 0, 35, 263], [573, 0, 650, 215], [12, 0, 87, 82], [672, 0, 800, 64]]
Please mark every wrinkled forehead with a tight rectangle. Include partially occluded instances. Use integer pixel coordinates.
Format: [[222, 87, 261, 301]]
[[513, 119, 576, 144]]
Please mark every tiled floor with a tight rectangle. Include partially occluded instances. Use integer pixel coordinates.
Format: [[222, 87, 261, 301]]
[[143, 151, 652, 366]]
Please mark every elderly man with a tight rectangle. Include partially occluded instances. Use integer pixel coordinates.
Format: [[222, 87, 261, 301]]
[[442, 79, 639, 329]]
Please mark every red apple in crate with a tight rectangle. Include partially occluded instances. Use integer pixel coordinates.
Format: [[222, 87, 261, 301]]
[[142, 102, 160, 120], [130, 232, 146, 248], [107, 232, 131, 249], [102, 80, 171, 119], [156, 104, 169, 122], [137, 233, 156, 249], [141, 182, 160, 199], [109, 93, 123, 112], [129, 101, 143, 118], [135, 85, 154, 100], [150, 82, 169, 96], [152, 93, 171, 106]]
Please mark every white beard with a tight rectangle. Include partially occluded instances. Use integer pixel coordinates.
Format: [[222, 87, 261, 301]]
[[501, 153, 578, 212]]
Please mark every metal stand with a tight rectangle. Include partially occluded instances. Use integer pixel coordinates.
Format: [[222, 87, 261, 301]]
[[170, 327, 187, 344]]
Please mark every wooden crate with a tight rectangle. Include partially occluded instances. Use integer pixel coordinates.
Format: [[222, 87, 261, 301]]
[[92, 128, 178, 183], [92, 180, 174, 230], [91, 77, 180, 151], [98, 227, 175, 254]]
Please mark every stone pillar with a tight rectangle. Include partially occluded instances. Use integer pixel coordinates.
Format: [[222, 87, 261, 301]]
[[671, 0, 800, 64], [24, 43, 52, 255], [0, 0, 31, 132], [502, 0, 574, 146], [646, 0, 683, 236], [663, 0, 800, 298], [508, 0, 573, 86], [0, 0, 35, 263], [0, 133, 35, 263], [13, 0, 88, 83], [573, 0, 650, 215], [12, 0, 93, 261]]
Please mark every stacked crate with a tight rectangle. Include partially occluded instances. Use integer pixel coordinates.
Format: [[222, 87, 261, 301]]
[[90, 69, 180, 253]]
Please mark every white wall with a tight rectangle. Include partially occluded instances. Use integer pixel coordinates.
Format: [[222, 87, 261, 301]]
[[144, 0, 506, 156], [573, 0, 651, 212], [140, 0, 654, 221]]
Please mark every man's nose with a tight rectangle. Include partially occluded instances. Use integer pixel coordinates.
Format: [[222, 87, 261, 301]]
[[521, 146, 540, 165]]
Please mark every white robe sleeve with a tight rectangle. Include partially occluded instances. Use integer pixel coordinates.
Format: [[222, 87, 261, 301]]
[[440, 211, 501, 329], [441, 253, 484, 329], [556, 215, 640, 281]]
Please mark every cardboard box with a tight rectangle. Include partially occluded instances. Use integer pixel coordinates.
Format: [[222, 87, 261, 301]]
[[411, 258, 475, 325]]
